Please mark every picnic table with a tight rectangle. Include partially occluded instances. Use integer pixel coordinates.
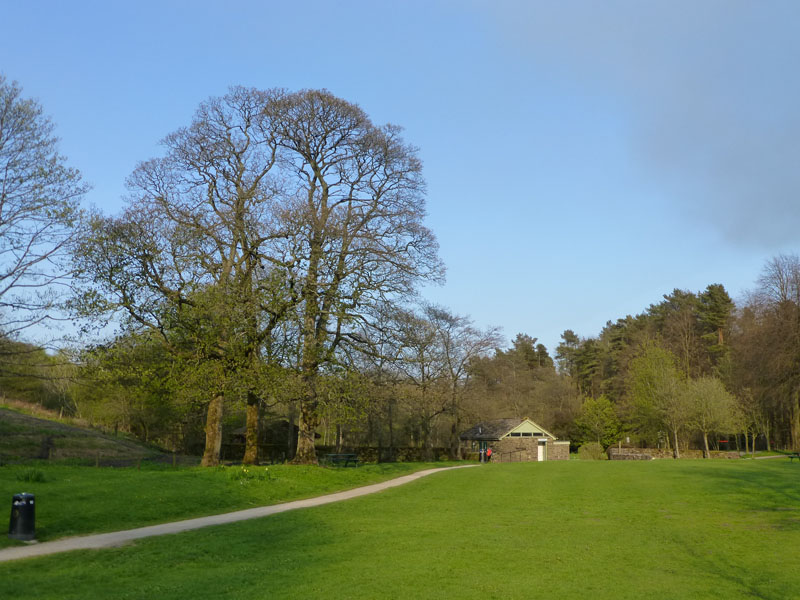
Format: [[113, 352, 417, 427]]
[[324, 453, 360, 467], [788, 452, 800, 461]]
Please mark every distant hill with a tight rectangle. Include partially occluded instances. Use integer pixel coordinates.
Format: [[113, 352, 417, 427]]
[[0, 404, 171, 465]]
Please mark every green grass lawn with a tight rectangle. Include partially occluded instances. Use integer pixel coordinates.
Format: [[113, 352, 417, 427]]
[[0, 461, 444, 549], [3, 460, 800, 599]]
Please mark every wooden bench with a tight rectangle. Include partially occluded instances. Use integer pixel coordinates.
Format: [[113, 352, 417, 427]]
[[324, 453, 360, 467]]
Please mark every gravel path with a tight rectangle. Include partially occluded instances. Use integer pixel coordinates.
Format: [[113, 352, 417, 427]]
[[0, 465, 476, 563]]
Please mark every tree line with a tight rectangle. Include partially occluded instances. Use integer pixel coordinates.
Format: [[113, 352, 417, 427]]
[[553, 269, 800, 456], [2, 76, 799, 464]]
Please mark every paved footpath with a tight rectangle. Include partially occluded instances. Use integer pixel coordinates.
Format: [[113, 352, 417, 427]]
[[0, 465, 476, 563]]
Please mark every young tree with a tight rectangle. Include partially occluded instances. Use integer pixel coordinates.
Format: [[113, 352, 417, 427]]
[[630, 342, 688, 457], [735, 388, 769, 454], [0, 76, 87, 340], [422, 305, 501, 457], [77, 334, 183, 445], [575, 395, 621, 447], [683, 376, 738, 458], [389, 307, 448, 457]]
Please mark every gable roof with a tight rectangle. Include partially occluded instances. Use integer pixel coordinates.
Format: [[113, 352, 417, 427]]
[[459, 418, 557, 441], [460, 418, 521, 441]]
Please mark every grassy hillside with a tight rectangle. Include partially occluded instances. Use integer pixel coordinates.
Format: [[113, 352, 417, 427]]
[[0, 403, 164, 464]]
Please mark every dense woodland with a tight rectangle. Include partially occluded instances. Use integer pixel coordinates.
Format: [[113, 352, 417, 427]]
[[2, 77, 800, 464]]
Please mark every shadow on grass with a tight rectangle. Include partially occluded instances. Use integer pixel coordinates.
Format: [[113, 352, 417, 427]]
[[651, 460, 800, 599], [667, 460, 800, 510]]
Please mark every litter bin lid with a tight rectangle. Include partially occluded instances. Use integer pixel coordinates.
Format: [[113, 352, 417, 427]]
[[12, 493, 35, 502]]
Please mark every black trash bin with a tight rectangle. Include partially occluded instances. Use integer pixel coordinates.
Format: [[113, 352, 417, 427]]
[[9, 493, 35, 541]]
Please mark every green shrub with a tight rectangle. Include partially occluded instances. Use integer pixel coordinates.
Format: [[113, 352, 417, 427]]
[[577, 442, 607, 460]]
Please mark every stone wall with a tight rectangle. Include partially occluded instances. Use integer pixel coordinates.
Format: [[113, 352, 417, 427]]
[[549, 441, 570, 460], [608, 447, 669, 460], [492, 437, 538, 462], [608, 447, 740, 460]]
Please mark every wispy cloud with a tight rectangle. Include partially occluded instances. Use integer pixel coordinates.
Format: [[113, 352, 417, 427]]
[[481, 0, 800, 247]]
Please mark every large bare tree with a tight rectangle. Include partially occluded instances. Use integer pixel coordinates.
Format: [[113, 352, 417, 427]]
[[0, 75, 87, 342], [423, 305, 502, 457], [389, 307, 449, 456], [76, 88, 442, 465], [381, 305, 499, 458], [731, 254, 800, 449], [272, 90, 444, 464], [75, 87, 290, 465]]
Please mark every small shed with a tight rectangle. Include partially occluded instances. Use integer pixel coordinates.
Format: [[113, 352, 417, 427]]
[[459, 418, 569, 462]]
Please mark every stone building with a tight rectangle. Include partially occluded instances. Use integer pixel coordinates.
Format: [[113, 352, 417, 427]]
[[459, 418, 569, 462]]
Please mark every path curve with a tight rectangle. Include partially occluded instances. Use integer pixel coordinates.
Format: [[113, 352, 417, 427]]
[[0, 465, 476, 563]]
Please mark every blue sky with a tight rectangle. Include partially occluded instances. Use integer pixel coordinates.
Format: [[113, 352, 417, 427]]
[[3, 0, 799, 353]]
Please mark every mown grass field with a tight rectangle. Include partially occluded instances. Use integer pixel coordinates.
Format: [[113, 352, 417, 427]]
[[0, 462, 444, 549], [2, 459, 800, 599]]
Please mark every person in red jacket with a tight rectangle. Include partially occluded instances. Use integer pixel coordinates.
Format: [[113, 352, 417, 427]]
[[486, 447, 493, 462]]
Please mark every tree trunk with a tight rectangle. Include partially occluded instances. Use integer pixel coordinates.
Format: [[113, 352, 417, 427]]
[[376, 413, 383, 463], [672, 429, 680, 459], [422, 414, 434, 460], [792, 390, 800, 450], [323, 405, 329, 446], [243, 392, 260, 465], [388, 397, 395, 462], [449, 418, 460, 460], [201, 394, 224, 467], [765, 421, 772, 452], [292, 400, 319, 465], [702, 431, 710, 458], [287, 401, 297, 461]]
